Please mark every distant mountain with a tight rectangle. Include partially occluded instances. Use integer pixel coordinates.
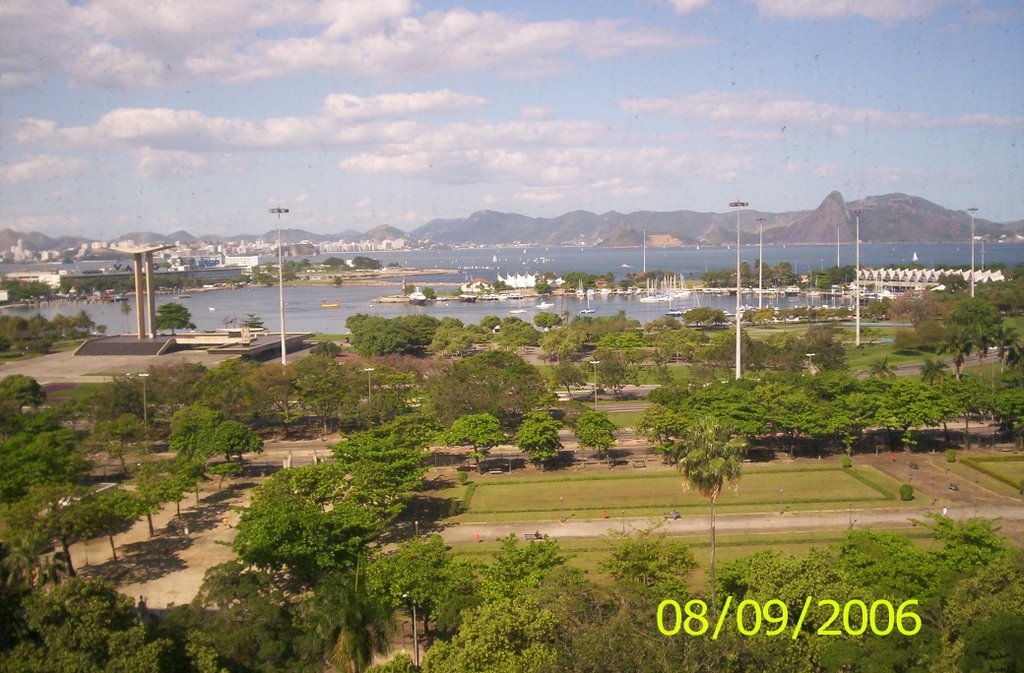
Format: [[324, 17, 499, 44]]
[[362, 224, 407, 241], [411, 193, 1013, 246], [0, 228, 90, 252]]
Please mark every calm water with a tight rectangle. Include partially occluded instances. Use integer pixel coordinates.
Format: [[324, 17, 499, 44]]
[[5, 243, 1023, 334]]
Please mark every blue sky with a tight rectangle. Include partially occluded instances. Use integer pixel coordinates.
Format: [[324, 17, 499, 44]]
[[1, 0, 1021, 239]]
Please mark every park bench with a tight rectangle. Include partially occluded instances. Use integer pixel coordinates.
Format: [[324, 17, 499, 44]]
[[632, 460, 647, 469], [524, 532, 544, 541], [488, 468, 504, 474], [948, 483, 959, 492]]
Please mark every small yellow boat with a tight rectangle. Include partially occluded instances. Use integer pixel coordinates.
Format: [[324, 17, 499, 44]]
[[321, 300, 341, 308]]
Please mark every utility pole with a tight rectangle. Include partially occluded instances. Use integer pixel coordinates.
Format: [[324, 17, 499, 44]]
[[854, 209, 862, 347], [757, 217, 766, 309], [270, 207, 289, 365], [729, 201, 748, 380], [968, 207, 978, 298]]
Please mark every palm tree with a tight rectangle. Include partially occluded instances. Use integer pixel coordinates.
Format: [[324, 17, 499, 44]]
[[939, 329, 974, 380], [919, 358, 949, 385], [310, 572, 396, 673], [0, 529, 69, 590], [991, 325, 1019, 373], [972, 326, 995, 372], [868, 357, 896, 380], [672, 415, 747, 613]]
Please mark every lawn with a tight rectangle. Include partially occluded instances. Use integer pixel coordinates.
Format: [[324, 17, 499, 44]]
[[960, 455, 1024, 493], [845, 342, 930, 372], [443, 465, 900, 523], [447, 526, 934, 582]]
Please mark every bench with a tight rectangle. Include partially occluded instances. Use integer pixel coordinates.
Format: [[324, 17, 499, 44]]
[[948, 482, 959, 492], [632, 460, 647, 469], [488, 468, 504, 474], [524, 532, 544, 541]]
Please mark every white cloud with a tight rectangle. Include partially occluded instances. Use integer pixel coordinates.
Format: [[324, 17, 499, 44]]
[[620, 90, 1024, 131], [747, 0, 945, 21], [520, 107, 555, 121], [0, 154, 89, 184], [1, 2, 683, 89], [814, 163, 838, 177], [321, 90, 488, 121], [134, 147, 207, 178], [665, 0, 712, 14]]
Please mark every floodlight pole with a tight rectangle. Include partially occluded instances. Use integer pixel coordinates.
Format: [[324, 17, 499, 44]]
[[968, 207, 978, 298], [270, 207, 289, 364], [590, 360, 601, 409], [730, 201, 748, 380], [854, 209, 862, 347], [757, 217, 766, 309]]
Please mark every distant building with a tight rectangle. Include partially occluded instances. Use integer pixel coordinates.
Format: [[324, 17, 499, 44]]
[[858, 267, 1005, 291], [461, 277, 493, 293], [222, 255, 260, 271], [497, 272, 537, 289]]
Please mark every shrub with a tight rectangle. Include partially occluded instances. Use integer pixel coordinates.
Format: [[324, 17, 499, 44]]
[[456, 471, 469, 485], [946, 449, 957, 463], [842, 455, 852, 469], [900, 483, 914, 501]]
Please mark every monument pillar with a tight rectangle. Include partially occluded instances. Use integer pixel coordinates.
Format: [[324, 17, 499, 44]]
[[133, 253, 146, 339]]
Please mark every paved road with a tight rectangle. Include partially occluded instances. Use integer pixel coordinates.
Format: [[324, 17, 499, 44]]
[[440, 503, 1024, 544]]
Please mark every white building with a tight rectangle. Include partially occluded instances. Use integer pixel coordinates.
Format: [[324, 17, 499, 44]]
[[497, 272, 537, 289], [223, 255, 261, 271]]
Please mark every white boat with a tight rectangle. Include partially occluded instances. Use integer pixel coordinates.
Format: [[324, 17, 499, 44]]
[[536, 301, 554, 309], [579, 308, 596, 315], [509, 309, 526, 314], [408, 288, 427, 305]]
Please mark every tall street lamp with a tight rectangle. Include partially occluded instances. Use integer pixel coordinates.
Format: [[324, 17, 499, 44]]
[[589, 360, 601, 409], [270, 207, 289, 365], [403, 593, 419, 667], [968, 207, 978, 298], [757, 217, 766, 309], [729, 201, 748, 380], [853, 208, 862, 347], [138, 372, 149, 428], [363, 367, 374, 405]]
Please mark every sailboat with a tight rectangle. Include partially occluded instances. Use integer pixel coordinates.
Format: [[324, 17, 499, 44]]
[[912, 251, 919, 262], [579, 283, 595, 314]]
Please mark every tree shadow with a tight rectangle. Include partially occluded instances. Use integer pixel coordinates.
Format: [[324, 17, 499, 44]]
[[84, 533, 189, 585]]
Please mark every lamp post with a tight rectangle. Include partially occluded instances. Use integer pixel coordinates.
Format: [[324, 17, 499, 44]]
[[403, 593, 419, 667], [589, 360, 601, 409], [968, 207, 978, 298], [853, 208, 862, 347], [138, 372, 149, 428], [363, 367, 374, 405], [805, 352, 816, 375], [757, 217, 766, 309], [269, 207, 289, 365], [729, 201, 748, 380]]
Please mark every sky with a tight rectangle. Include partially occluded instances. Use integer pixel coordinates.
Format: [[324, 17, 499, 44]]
[[1, 0, 1022, 240]]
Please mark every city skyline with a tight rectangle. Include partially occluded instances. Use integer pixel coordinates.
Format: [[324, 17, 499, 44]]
[[1, 0, 1022, 239]]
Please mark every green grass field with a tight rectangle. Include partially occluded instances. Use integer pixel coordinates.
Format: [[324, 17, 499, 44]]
[[448, 526, 934, 581], [441, 464, 904, 523]]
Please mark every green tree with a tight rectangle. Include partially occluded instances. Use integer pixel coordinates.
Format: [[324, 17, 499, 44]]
[[167, 404, 223, 459], [210, 420, 264, 461], [479, 534, 568, 602], [920, 357, 949, 384], [940, 328, 974, 380], [0, 427, 89, 504], [155, 302, 195, 334], [600, 526, 697, 595], [533, 312, 561, 330], [310, 339, 343, 357], [311, 572, 396, 673], [75, 489, 140, 562], [8, 577, 171, 673], [90, 414, 148, 470], [0, 374, 45, 413], [867, 356, 896, 380], [420, 597, 559, 673], [425, 351, 551, 428], [549, 360, 586, 398], [515, 412, 563, 467], [672, 415, 747, 611], [440, 413, 506, 469], [293, 355, 361, 434], [572, 410, 617, 461]]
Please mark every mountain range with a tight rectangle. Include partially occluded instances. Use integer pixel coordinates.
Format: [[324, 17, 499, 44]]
[[410, 193, 1021, 247], [1, 193, 1021, 254]]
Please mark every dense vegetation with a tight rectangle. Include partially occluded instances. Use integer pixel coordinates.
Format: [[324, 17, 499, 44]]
[[1, 273, 1023, 672]]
